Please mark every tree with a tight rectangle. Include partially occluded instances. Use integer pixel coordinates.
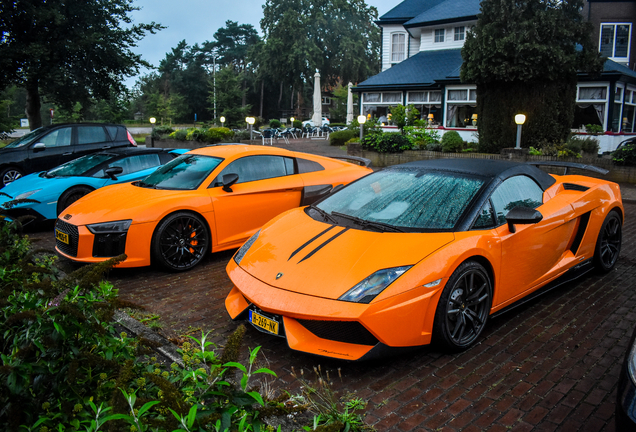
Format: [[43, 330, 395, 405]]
[[461, 0, 604, 152], [0, 0, 163, 130], [212, 66, 250, 127], [260, 0, 380, 115]]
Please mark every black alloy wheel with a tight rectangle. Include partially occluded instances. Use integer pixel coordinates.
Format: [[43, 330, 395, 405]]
[[1, 167, 23, 188], [433, 261, 492, 352], [594, 210, 622, 273], [152, 212, 209, 271]]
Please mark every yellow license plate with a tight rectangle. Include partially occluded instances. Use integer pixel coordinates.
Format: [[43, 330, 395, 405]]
[[250, 310, 279, 335], [55, 229, 69, 244]]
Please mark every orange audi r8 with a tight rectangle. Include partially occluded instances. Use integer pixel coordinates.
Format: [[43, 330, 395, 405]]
[[225, 159, 623, 360], [54, 145, 371, 271]]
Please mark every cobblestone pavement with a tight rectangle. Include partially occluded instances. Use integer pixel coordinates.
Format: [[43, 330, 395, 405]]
[[27, 141, 636, 431]]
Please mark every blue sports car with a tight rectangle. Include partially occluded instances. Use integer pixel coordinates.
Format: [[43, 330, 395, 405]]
[[0, 147, 187, 222]]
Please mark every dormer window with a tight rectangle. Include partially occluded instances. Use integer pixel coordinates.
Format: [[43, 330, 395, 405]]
[[435, 29, 445, 43], [600, 23, 631, 61], [391, 33, 406, 63], [454, 27, 465, 41]]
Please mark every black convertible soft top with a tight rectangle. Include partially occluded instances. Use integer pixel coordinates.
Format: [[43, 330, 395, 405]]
[[395, 158, 556, 191]]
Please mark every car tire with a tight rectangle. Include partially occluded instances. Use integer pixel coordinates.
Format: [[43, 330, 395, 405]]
[[151, 211, 209, 272], [433, 260, 492, 352], [57, 186, 93, 215], [0, 167, 24, 188], [594, 210, 622, 273]]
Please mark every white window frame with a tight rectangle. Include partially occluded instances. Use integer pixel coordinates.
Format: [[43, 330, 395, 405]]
[[599, 23, 632, 62], [434, 29, 445, 43], [391, 32, 407, 64], [454, 26, 465, 41], [576, 83, 610, 131], [444, 85, 477, 128]]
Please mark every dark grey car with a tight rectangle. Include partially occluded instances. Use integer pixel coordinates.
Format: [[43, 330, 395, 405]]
[[0, 123, 137, 187]]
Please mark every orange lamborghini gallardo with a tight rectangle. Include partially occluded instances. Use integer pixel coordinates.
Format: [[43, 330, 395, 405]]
[[54, 145, 372, 271], [225, 159, 623, 360]]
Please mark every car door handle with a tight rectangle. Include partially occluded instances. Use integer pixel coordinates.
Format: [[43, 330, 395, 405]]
[[101, 146, 112, 149], [63, 152, 73, 155]]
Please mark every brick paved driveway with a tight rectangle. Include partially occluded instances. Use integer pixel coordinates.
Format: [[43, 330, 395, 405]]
[[29, 200, 635, 431]]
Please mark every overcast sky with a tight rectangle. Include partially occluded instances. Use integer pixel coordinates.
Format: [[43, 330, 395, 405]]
[[125, 0, 391, 88]]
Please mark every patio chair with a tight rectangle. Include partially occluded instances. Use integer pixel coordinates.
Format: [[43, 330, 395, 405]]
[[261, 129, 275, 145]]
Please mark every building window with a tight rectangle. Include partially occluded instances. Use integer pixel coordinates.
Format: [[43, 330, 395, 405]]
[[391, 33, 406, 63], [600, 24, 631, 60], [445, 87, 477, 128], [454, 27, 465, 41], [407, 91, 443, 124], [321, 97, 331, 105], [435, 29, 445, 43], [573, 85, 609, 131]]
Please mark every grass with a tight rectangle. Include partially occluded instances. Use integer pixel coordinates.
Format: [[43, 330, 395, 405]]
[[131, 134, 147, 145]]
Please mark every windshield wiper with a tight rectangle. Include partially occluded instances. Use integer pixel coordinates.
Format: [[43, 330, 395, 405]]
[[309, 204, 338, 224], [331, 211, 404, 233], [136, 181, 156, 189]]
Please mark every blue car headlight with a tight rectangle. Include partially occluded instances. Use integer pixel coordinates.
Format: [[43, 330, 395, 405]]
[[339, 266, 412, 304], [628, 338, 636, 385], [234, 230, 260, 265], [15, 189, 42, 200], [87, 220, 132, 234]]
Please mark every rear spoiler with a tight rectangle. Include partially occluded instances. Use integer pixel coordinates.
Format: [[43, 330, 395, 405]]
[[330, 155, 372, 168], [527, 161, 609, 175]]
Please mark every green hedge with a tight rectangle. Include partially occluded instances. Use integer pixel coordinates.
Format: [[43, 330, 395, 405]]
[[362, 132, 412, 153], [329, 129, 356, 146]]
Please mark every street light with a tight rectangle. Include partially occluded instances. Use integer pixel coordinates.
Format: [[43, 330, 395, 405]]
[[357, 115, 367, 142], [149, 117, 156, 147], [220, 116, 226, 127], [290, 117, 295, 129], [515, 114, 526, 149], [246, 117, 255, 144]]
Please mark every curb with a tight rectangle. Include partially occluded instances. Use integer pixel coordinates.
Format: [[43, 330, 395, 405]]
[[114, 310, 184, 367]]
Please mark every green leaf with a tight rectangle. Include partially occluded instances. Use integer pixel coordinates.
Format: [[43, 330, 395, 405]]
[[252, 368, 277, 377], [247, 391, 265, 406], [223, 361, 247, 373], [137, 400, 160, 417]]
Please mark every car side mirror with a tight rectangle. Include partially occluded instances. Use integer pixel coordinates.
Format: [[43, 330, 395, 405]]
[[222, 173, 239, 192], [33, 143, 46, 152], [105, 166, 124, 181], [506, 206, 543, 233]]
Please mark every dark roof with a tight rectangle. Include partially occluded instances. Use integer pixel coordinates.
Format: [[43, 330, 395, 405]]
[[394, 158, 556, 190], [404, 0, 480, 27], [354, 49, 463, 90], [378, 0, 447, 24], [602, 59, 636, 79]]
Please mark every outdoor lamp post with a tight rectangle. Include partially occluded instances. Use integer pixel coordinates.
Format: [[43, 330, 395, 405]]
[[357, 115, 367, 142], [220, 116, 226, 127], [515, 114, 526, 149], [290, 117, 295, 129], [246, 117, 255, 144], [149, 117, 156, 147]]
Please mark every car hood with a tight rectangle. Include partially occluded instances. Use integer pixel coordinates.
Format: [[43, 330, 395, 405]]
[[62, 182, 206, 225], [238, 209, 455, 300]]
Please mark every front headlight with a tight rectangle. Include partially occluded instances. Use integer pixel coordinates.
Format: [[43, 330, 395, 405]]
[[87, 220, 132, 234], [339, 266, 412, 304], [628, 337, 636, 385], [15, 189, 42, 200], [234, 230, 260, 265]]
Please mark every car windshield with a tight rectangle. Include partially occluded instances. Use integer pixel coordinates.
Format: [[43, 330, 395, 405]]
[[46, 153, 113, 177], [316, 169, 485, 230], [4, 128, 43, 149], [139, 154, 222, 190]]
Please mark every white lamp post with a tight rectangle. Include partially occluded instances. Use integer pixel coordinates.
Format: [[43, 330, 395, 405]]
[[246, 117, 255, 144], [149, 117, 156, 147], [220, 116, 226, 127], [357, 115, 367, 142], [515, 114, 526, 149]]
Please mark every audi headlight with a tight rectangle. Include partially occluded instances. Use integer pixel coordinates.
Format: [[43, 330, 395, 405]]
[[87, 220, 132, 234], [15, 189, 42, 200], [339, 266, 412, 304], [234, 230, 260, 265]]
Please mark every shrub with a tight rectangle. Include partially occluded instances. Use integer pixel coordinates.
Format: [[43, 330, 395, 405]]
[[330, 129, 356, 146], [185, 127, 205, 142], [169, 129, 188, 141], [293, 119, 303, 129], [585, 124, 604, 135], [346, 137, 360, 145], [362, 132, 412, 153], [441, 131, 464, 152], [572, 135, 600, 155], [269, 119, 282, 129], [404, 126, 440, 149], [205, 127, 234, 143], [151, 125, 174, 139], [329, 122, 347, 127], [613, 142, 636, 166], [426, 142, 443, 152], [233, 130, 251, 141]]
